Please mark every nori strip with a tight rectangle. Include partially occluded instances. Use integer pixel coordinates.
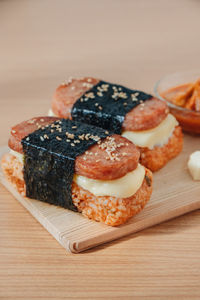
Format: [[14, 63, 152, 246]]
[[21, 119, 110, 211], [71, 80, 152, 134]]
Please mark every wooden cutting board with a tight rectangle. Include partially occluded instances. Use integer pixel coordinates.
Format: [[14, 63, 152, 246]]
[[0, 134, 200, 253]]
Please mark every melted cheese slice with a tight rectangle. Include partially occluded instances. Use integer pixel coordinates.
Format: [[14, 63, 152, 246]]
[[74, 164, 145, 198], [122, 114, 178, 149]]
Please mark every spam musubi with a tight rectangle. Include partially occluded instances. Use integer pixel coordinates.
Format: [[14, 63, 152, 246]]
[[50, 77, 183, 171], [1, 117, 153, 226]]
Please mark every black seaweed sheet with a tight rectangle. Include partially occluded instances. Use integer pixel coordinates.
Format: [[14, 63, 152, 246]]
[[71, 80, 152, 134], [21, 119, 110, 211]]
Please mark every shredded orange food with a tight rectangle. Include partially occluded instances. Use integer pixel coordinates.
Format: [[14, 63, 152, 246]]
[[172, 79, 200, 111]]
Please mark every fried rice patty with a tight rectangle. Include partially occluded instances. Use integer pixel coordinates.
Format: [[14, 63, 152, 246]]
[[139, 125, 183, 172], [1, 153, 152, 226]]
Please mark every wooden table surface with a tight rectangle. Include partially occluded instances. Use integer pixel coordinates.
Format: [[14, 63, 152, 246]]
[[0, 0, 200, 299]]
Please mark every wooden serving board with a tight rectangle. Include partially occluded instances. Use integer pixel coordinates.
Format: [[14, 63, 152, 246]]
[[0, 134, 200, 253]]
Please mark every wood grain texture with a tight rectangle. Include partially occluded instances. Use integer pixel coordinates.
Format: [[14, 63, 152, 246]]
[[0, 0, 200, 298], [1, 135, 200, 253]]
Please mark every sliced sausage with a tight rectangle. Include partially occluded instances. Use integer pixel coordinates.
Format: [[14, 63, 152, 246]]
[[75, 134, 140, 180], [122, 97, 169, 131], [8, 117, 140, 180]]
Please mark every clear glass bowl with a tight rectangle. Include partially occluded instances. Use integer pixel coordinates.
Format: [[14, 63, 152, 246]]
[[154, 70, 200, 134]]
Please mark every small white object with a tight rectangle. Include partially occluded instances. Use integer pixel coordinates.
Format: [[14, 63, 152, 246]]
[[48, 109, 56, 117], [188, 151, 200, 180]]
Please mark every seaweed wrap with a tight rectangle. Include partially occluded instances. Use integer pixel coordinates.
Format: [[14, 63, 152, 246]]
[[1, 116, 153, 226], [50, 77, 183, 171]]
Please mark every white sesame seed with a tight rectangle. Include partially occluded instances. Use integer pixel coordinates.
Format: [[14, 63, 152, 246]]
[[85, 133, 90, 140], [79, 134, 85, 140], [85, 92, 95, 99], [66, 132, 74, 139], [82, 82, 93, 88]]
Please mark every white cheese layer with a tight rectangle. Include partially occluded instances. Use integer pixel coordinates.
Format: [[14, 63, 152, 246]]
[[74, 164, 145, 198], [188, 151, 200, 180], [48, 109, 56, 116], [10, 150, 24, 164], [122, 114, 178, 150]]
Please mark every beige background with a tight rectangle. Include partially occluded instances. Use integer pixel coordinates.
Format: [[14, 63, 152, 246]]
[[0, 0, 200, 299]]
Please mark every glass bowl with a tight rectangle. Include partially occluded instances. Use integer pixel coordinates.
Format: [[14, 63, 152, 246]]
[[154, 70, 200, 134]]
